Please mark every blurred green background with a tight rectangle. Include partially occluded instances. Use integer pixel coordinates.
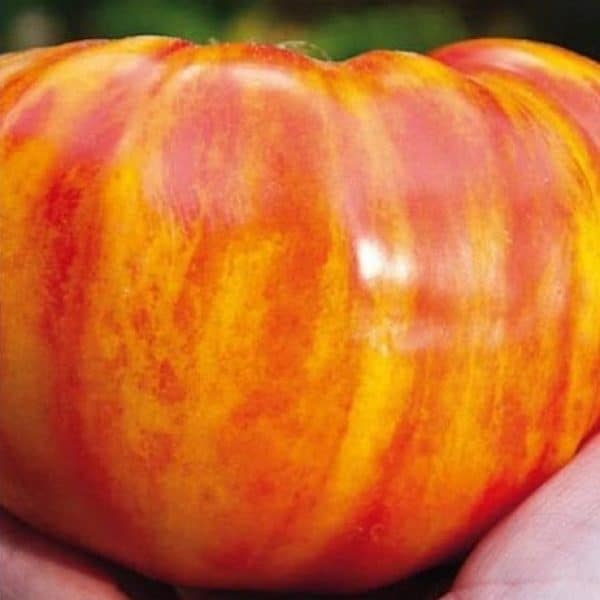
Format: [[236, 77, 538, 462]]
[[1, 0, 599, 60]]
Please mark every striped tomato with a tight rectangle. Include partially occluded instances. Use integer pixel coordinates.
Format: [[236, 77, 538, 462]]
[[0, 36, 599, 592]]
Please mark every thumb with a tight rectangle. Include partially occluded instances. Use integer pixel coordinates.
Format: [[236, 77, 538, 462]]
[[443, 435, 600, 599]]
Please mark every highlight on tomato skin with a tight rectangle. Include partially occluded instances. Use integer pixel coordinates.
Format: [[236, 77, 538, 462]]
[[0, 35, 599, 593]]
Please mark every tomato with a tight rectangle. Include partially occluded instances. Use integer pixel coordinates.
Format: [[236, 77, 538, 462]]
[[0, 36, 599, 592]]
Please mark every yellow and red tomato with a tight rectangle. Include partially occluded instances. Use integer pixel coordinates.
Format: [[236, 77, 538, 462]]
[[1, 36, 599, 592]]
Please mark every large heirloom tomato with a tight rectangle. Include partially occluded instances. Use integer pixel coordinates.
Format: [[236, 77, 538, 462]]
[[0, 36, 599, 593]]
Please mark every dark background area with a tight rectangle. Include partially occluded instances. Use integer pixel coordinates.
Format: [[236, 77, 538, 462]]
[[1, 0, 599, 60]]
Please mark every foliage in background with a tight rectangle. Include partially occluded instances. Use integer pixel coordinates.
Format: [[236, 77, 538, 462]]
[[89, 0, 220, 43], [309, 4, 467, 58], [0, 0, 598, 59]]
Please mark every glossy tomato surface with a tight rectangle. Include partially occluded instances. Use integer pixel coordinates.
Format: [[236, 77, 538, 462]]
[[1, 37, 599, 592]]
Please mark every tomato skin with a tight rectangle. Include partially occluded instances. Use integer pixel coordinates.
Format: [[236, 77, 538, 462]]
[[0, 37, 599, 592], [432, 38, 600, 151]]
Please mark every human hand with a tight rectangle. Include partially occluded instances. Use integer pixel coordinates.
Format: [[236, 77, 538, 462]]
[[3, 435, 599, 600], [441, 433, 600, 599], [0, 508, 177, 600]]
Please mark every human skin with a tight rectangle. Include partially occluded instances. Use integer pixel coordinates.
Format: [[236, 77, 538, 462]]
[[2, 434, 599, 599], [442, 436, 600, 599], [0, 507, 179, 600]]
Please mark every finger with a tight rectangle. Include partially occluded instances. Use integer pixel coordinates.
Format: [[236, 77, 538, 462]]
[[0, 508, 169, 600], [443, 435, 600, 599]]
